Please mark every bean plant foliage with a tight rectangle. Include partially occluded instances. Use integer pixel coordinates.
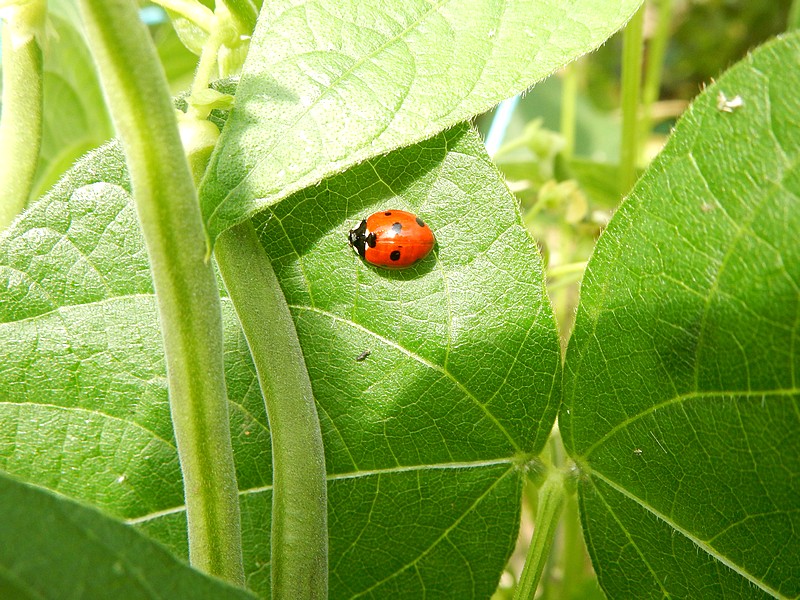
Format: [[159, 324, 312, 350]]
[[0, 2, 797, 600], [562, 34, 800, 598], [0, 0, 636, 597]]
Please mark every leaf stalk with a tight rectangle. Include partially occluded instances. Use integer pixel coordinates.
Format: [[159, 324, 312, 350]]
[[513, 469, 566, 600]]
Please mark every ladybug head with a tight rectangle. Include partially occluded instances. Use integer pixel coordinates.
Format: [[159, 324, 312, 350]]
[[348, 219, 372, 258]]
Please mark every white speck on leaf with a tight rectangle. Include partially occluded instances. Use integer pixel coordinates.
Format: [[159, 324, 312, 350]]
[[716, 91, 744, 113]]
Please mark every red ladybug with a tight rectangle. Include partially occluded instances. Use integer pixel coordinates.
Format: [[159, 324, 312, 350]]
[[348, 210, 435, 269]]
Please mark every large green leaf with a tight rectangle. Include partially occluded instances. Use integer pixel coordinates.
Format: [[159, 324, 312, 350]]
[[0, 472, 257, 599], [562, 34, 800, 598], [0, 124, 559, 597], [199, 0, 642, 242]]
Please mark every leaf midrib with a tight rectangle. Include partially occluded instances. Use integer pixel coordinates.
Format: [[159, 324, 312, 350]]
[[578, 387, 800, 460], [290, 304, 524, 452]]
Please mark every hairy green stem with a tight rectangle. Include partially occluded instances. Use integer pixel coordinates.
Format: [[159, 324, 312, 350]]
[[215, 222, 328, 600], [641, 0, 673, 144], [514, 470, 566, 600], [619, 5, 645, 196], [0, 1, 44, 230], [78, 0, 244, 584]]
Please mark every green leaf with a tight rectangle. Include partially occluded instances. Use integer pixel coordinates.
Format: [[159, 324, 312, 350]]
[[0, 472, 257, 599], [32, 6, 113, 197], [220, 0, 260, 36], [0, 125, 560, 596], [199, 0, 642, 242], [254, 124, 560, 463], [562, 33, 800, 598]]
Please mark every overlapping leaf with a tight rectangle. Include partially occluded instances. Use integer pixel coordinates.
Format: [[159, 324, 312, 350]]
[[199, 0, 642, 241], [0, 472, 257, 599], [562, 33, 800, 598]]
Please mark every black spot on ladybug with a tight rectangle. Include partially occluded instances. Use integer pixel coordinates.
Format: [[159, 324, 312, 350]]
[[390, 250, 401, 261], [366, 233, 377, 248], [415, 217, 426, 228], [384, 211, 392, 216], [390, 222, 403, 234]]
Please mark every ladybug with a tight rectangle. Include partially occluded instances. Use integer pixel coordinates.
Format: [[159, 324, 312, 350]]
[[348, 210, 435, 269]]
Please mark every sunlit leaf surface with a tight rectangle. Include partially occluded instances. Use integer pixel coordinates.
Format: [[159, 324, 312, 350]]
[[0, 125, 560, 597]]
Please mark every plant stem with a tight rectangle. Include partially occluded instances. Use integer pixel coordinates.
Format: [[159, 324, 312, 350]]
[[218, 0, 258, 36], [188, 19, 225, 115], [619, 4, 645, 197], [0, 1, 44, 230], [78, 0, 244, 585], [559, 489, 586, 599], [215, 222, 328, 600], [513, 469, 566, 600], [547, 261, 588, 280], [641, 0, 673, 144], [493, 135, 528, 160]]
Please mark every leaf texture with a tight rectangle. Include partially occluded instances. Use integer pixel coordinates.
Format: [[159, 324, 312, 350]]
[[0, 125, 560, 597]]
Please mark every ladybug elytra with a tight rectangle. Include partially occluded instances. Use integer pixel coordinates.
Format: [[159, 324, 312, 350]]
[[348, 210, 435, 269]]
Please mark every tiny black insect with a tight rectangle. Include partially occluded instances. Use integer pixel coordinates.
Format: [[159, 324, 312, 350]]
[[355, 350, 371, 362]]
